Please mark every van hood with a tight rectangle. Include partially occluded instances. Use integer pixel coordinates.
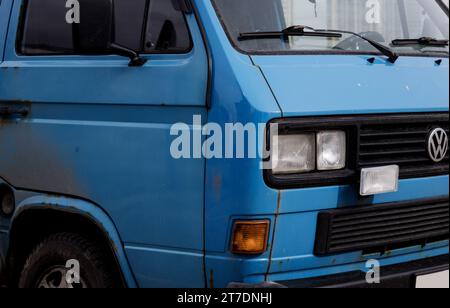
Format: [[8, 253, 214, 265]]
[[251, 55, 449, 116]]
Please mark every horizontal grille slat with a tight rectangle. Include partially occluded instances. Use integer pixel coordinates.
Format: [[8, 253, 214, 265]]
[[329, 229, 449, 253], [330, 224, 449, 247], [331, 212, 449, 234], [333, 202, 448, 223], [359, 148, 426, 157], [359, 138, 425, 147], [360, 123, 449, 132], [357, 117, 449, 178], [358, 156, 431, 167], [359, 130, 429, 138], [314, 198, 450, 256], [331, 219, 449, 241]]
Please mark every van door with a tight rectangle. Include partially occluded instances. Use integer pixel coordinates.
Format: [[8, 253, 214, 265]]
[[0, 0, 13, 62], [0, 0, 208, 287]]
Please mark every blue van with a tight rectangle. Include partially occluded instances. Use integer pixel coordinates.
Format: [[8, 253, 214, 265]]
[[0, 0, 448, 288]]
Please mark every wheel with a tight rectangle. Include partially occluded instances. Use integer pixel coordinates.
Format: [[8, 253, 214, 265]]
[[19, 233, 116, 288]]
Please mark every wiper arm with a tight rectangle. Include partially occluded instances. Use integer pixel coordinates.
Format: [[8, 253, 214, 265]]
[[239, 26, 399, 63], [392, 37, 449, 47], [314, 28, 399, 63]]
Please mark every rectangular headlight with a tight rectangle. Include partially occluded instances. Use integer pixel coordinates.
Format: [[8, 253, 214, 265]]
[[360, 165, 399, 196], [317, 131, 346, 170], [272, 134, 316, 174]]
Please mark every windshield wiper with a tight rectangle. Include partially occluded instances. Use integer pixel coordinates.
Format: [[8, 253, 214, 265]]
[[392, 37, 449, 47], [239, 25, 399, 63], [239, 25, 343, 40]]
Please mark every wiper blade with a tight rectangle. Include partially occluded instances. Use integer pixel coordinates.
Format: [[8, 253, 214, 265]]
[[239, 25, 342, 41], [392, 37, 449, 47], [239, 25, 399, 63], [316, 28, 399, 63]]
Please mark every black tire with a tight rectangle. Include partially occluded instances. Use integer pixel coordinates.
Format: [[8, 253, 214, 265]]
[[19, 233, 116, 288]]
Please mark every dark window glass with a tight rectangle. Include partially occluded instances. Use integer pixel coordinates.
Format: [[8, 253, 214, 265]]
[[144, 0, 192, 52], [19, 0, 192, 55], [20, 0, 74, 54], [113, 0, 147, 51]]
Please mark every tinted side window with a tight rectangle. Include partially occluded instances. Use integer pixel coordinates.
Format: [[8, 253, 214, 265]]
[[144, 0, 192, 52], [113, 0, 147, 52], [20, 0, 74, 54], [19, 0, 192, 55]]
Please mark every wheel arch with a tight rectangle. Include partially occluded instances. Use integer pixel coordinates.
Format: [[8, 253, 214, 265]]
[[7, 195, 137, 288]]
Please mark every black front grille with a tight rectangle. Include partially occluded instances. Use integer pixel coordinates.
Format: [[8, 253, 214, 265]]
[[265, 113, 449, 189], [315, 197, 449, 256], [358, 117, 449, 179]]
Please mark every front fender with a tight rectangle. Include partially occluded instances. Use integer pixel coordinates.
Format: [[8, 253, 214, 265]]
[[11, 195, 138, 288]]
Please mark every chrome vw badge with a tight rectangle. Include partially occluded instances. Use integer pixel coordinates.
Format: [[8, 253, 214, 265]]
[[427, 128, 448, 163]]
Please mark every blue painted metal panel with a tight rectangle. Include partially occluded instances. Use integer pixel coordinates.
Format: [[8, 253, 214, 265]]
[[124, 245, 205, 288], [0, 1, 209, 287], [280, 175, 450, 215], [0, 106, 207, 251], [0, 1, 207, 106], [266, 245, 449, 283], [191, 0, 283, 287], [0, 0, 13, 62], [195, 0, 449, 288], [0, 0, 448, 288], [203, 176, 449, 287], [269, 177, 449, 276], [251, 55, 449, 116]]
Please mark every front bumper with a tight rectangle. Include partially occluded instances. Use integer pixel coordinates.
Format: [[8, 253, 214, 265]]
[[207, 176, 449, 287], [229, 254, 449, 288]]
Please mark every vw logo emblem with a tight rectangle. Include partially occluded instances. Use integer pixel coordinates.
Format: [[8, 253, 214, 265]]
[[427, 128, 448, 163]]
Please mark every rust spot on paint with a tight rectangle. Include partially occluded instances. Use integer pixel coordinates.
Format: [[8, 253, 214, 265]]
[[213, 175, 222, 201], [209, 269, 214, 289], [265, 191, 283, 280]]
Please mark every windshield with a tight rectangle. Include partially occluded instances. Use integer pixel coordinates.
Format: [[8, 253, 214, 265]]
[[212, 0, 449, 56]]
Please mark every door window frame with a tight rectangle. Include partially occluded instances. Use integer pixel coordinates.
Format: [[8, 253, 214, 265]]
[[15, 0, 194, 57]]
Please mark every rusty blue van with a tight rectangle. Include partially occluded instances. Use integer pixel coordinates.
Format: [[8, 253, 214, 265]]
[[0, 0, 448, 288]]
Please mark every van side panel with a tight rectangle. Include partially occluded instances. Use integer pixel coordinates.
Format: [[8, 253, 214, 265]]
[[0, 2, 208, 287], [0, 0, 13, 61]]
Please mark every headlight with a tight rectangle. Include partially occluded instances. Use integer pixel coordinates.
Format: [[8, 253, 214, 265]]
[[317, 131, 346, 170], [360, 165, 399, 196], [272, 134, 316, 174], [271, 130, 346, 175]]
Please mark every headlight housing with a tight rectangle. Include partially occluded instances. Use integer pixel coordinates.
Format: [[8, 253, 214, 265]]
[[265, 113, 448, 191], [272, 134, 316, 174], [317, 131, 347, 171], [271, 130, 347, 175]]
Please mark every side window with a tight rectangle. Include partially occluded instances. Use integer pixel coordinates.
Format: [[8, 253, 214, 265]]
[[113, 0, 148, 51], [19, 0, 192, 55], [144, 0, 192, 52], [20, 0, 74, 54]]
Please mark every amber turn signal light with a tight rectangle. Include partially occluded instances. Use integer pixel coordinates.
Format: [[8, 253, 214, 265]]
[[231, 220, 270, 255]]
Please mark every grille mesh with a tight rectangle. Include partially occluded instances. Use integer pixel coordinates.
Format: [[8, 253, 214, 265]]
[[315, 198, 449, 256], [358, 120, 449, 178]]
